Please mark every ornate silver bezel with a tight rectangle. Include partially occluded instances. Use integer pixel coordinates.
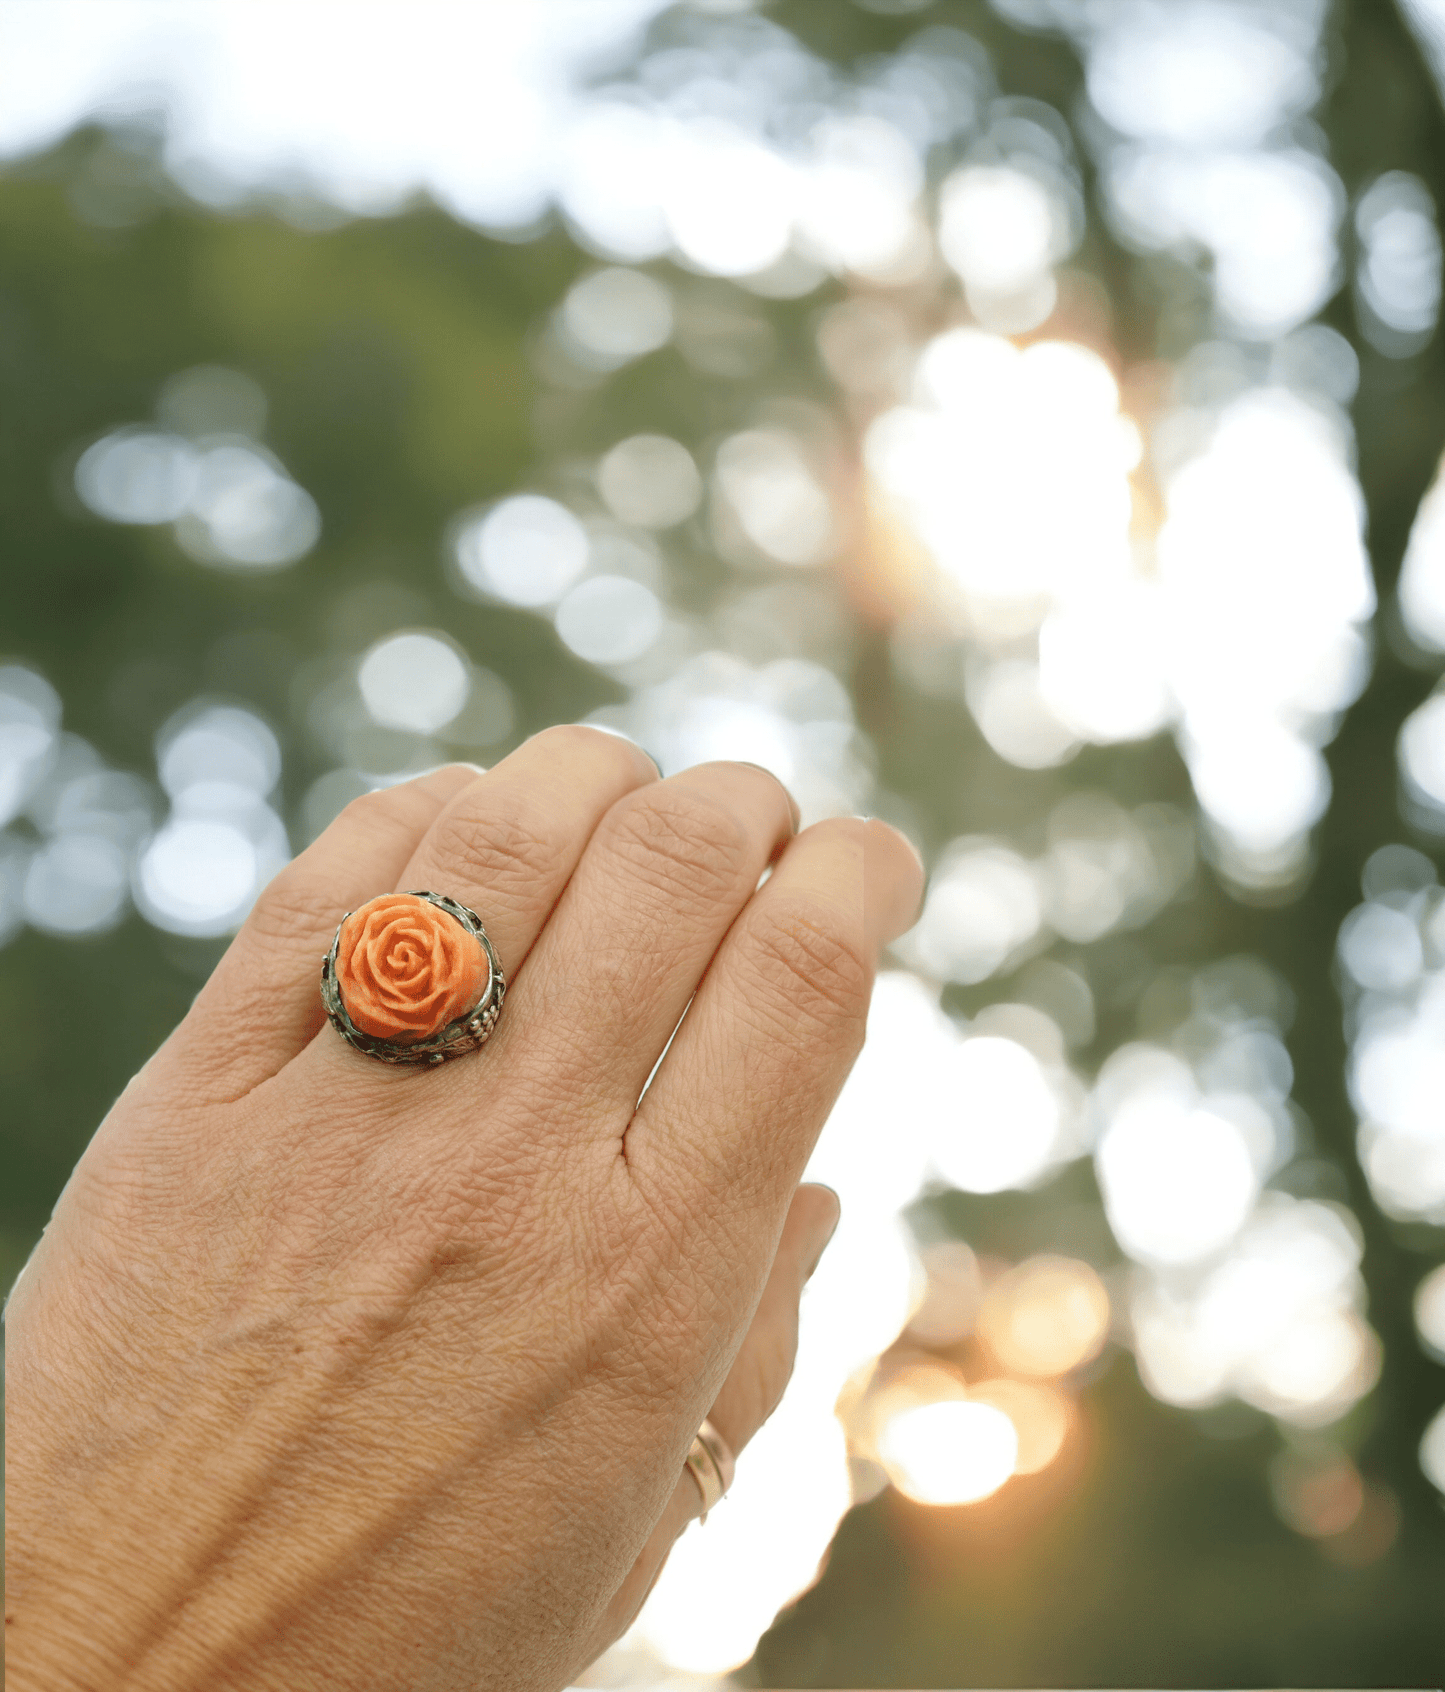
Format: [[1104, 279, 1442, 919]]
[[321, 889, 505, 1066]]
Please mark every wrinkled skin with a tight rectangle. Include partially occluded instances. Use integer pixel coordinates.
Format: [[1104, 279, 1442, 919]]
[[6, 729, 922, 1692]]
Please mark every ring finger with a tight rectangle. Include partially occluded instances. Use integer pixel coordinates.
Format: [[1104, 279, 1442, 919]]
[[297, 724, 658, 1085]]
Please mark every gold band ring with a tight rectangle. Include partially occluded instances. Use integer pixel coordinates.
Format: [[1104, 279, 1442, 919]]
[[684, 1417, 735, 1522]]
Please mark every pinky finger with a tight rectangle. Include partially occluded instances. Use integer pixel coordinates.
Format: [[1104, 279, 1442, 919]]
[[572, 1184, 840, 1672]]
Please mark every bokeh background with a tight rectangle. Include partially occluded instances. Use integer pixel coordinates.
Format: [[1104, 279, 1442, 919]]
[[3, 0, 1445, 1685]]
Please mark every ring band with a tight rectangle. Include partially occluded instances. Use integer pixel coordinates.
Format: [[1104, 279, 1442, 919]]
[[684, 1417, 735, 1522], [321, 890, 505, 1065]]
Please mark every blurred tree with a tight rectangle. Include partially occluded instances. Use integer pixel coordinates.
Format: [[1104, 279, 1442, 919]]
[[2, 1, 1444, 1685]]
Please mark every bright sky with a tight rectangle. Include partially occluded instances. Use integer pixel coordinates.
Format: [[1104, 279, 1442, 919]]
[[0, 0, 670, 225]]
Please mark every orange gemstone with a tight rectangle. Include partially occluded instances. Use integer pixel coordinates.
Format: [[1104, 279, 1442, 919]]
[[335, 894, 488, 1043]]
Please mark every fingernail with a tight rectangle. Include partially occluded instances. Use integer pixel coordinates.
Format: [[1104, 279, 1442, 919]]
[[860, 819, 927, 952], [409, 760, 486, 786], [803, 1189, 842, 1282], [857, 815, 924, 874], [735, 762, 802, 832]]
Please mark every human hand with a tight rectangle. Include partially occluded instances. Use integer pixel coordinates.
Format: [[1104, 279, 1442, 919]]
[[6, 728, 923, 1691]]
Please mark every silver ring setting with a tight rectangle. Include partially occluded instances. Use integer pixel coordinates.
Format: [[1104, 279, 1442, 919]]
[[321, 889, 505, 1066]]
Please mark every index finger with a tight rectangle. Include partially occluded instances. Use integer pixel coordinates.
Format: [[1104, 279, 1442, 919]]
[[623, 816, 921, 1253]]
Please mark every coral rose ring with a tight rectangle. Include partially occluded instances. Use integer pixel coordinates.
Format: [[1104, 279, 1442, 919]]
[[321, 890, 505, 1065]]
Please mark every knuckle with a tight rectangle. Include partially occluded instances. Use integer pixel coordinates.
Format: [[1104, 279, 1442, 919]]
[[709, 760, 798, 827], [425, 760, 486, 785], [242, 860, 339, 946], [602, 787, 752, 904], [427, 802, 560, 899], [747, 897, 871, 1036], [337, 782, 438, 846]]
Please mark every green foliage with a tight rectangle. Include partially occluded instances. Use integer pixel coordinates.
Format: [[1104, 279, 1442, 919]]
[[3, 1, 1445, 1681]]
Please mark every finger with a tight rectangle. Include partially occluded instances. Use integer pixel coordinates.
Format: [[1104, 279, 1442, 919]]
[[628, 816, 921, 1244], [297, 724, 657, 1082], [489, 761, 796, 1131], [168, 764, 483, 1100], [573, 1185, 840, 1672], [702, 1181, 839, 1459]]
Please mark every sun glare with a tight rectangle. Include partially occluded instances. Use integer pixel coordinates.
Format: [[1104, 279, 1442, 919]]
[[879, 1398, 1020, 1506]]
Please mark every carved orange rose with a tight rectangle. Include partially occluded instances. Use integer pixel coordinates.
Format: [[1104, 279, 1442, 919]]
[[334, 893, 489, 1044]]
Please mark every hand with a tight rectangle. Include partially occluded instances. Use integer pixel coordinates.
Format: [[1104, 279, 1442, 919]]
[[5, 728, 922, 1692]]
